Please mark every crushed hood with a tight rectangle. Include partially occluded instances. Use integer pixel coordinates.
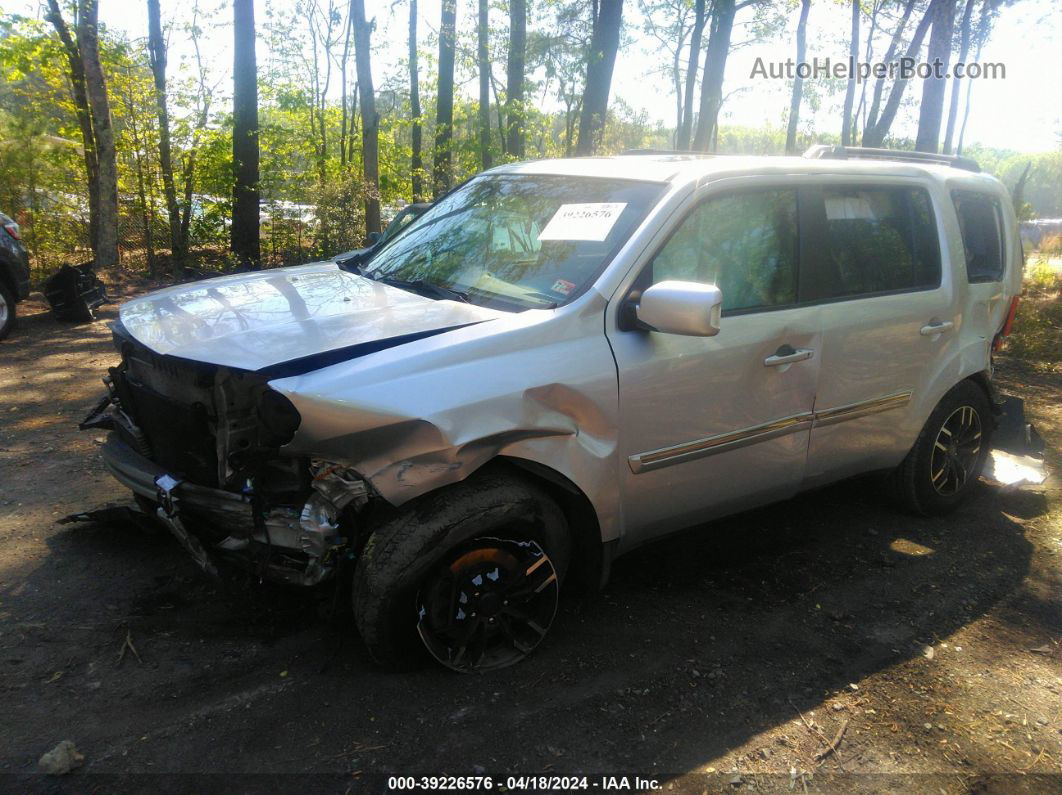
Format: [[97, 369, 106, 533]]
[[117, 262, 504, 373]]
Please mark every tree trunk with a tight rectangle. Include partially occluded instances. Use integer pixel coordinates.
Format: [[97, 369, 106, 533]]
[[124, 92, 155, 276], [863, 0, 916, 139], [147, 0, 183, 272], [785, 0, 811, 154], [347, 83, 359, 164], [409, 0, 423, 201], [77, 0, 119, 267], [1011, 161, 1031, 219], [841, 0, 860, 146], [340, 5, 353, 167], [853, 0, 881, 142], [491, 72, 507, 155], [957, 0, 991, 155], [232, 0, 260, 269], [672, 26, 684, 143], [561, 84, 577, 156], [306, 7, 334, 193], [179, 11, 212, 260], [691, 0, 736, 152], [915, 0, 956, 152], [350, 0, 381, 237], [44, 0, 100, 258], [505, 0, 527, 159], [576, 0, 623, 156], [180, 151, 196, 252], [942, 0, 974, 154], [676, 0, 707, 150], [477, 0, 492, 169], [134, 156, 154, 275], [862, 0, 937, 148], [433, 0, 457, 196]]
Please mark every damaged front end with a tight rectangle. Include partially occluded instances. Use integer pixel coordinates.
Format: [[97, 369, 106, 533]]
[[81, 322, 371, 586]]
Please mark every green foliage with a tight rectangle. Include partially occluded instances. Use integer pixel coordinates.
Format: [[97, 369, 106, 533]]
[[0, 1, 1055, 287], [1004, 233, 1062, 367], [0, 15, 91, 278], [1006, 264, 1062, 367], [311, 170, 372, 257]]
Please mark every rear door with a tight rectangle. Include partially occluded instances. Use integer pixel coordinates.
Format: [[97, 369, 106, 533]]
[[803, 180, 957, 485]]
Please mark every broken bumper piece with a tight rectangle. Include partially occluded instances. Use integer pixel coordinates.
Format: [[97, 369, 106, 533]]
[[154, 474, 220, 579], [99, 433, 254, 528], [99, 434, 360, 587], [986, 395, 1049, 489]]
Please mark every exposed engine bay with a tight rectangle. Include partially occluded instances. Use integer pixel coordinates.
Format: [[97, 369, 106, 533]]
[[81, 321, 371, 586]]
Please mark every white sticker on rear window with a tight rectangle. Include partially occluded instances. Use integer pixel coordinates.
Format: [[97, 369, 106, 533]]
[[537, 202, 628, 242]]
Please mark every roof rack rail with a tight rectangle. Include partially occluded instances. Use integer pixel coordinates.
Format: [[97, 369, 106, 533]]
[[803, 144, 980, 173], [620, 149, 718, 157]]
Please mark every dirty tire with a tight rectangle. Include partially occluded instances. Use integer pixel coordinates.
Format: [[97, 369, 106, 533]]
[[891, 380, 993, 516], [0, 282, 15, 341], [353, 467, 571, 670]]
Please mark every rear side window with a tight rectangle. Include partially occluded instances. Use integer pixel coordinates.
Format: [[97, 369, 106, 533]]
[[650, 189, 798, 313], [815, 186, 941, 300], [952, 190, 1005, 282]]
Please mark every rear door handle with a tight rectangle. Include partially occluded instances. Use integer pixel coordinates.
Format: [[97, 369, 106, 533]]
[[764, 347, 815, 367], [920, 321, 954, 336]]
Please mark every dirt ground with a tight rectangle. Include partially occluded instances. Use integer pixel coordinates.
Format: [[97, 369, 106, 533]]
[[0, 283, 1059, 793]]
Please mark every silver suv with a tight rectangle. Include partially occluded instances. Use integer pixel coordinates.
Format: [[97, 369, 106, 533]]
[[84, 147, 1023, 672]]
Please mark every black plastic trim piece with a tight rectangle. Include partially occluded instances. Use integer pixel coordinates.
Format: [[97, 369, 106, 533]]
[[256, 323, 485, 380]]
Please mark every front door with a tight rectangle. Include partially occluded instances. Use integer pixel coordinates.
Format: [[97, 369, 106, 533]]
[[606, 185, 821, 548]]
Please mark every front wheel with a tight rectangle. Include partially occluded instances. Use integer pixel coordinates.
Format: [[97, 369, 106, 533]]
[[417, 537, 561, 672], [353, 468, 571, 672], [891, 380, 993, 515]]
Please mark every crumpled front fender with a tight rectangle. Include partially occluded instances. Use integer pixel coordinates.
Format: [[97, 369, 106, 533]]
[[270, 295, 623, 542]]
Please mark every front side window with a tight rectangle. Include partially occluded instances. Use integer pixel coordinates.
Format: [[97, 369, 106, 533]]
[[649, 189, 799, 313], [952, 190, 1004, 283], [366, 175, 664, 311], [814, 186, 941, 300]]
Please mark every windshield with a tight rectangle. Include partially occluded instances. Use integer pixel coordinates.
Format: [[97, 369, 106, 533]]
[[364, 174, 665, 311]]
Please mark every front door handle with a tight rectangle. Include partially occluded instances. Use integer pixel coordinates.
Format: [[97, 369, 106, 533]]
[[920, 320, 954, 336], [764, 347, 815, 367]]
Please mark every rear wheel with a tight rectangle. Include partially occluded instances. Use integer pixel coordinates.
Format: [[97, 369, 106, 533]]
[[892, 380, 993, 515], [0, 282, 15, 340], [353, 468, 571, 671]]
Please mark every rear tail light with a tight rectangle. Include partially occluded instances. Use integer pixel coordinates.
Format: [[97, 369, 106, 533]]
[[992, 295, 1021, 351], [2, 222, 19, 241]]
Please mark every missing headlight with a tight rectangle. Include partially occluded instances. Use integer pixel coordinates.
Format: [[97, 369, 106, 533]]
[[257, 389, 301, 447]]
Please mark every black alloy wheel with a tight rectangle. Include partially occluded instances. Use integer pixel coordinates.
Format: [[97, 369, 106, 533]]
[[930, 404, 983, 496], [416, 537, 560, 673]]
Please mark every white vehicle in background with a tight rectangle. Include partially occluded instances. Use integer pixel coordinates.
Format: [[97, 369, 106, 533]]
[[83, 146, 1023, 672]]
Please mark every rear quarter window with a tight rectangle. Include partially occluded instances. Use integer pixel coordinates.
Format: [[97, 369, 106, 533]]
[[813, 185, 942, 300], [952, 190, 1005, 283]]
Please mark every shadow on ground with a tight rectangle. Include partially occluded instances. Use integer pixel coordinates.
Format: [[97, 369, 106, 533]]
[[0, 298, 1056, 785], [0, 473, 1043, 781]]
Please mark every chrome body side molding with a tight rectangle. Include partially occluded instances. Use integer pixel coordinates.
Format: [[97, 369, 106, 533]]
[[811, 391, 913, 428], [629, 391, 913, 473], [629, 413, 814, 474]]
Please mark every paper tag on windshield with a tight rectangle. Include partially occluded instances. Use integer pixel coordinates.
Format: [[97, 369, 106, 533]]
[[538, 202, 627, 242]]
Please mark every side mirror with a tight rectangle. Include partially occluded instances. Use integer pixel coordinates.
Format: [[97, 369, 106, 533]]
[[366, 231, 382, 246], [635, 280, 723, 337]]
